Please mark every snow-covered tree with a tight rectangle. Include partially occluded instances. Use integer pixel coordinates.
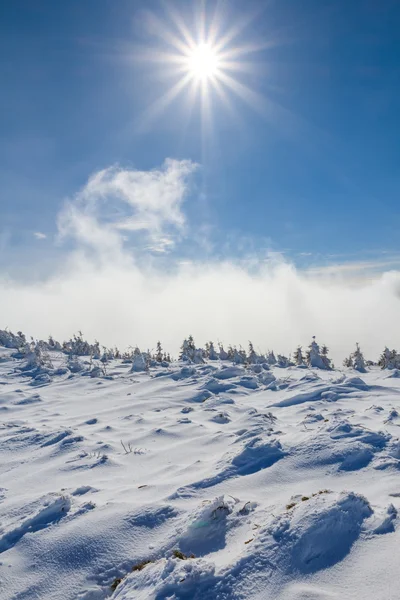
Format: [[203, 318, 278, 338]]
[[193, 348, 205, 364], [155, 341, 163, 363], [131, 348, 148, 372], [343, 355, 354, 368], [344, 343, 366, 372], [306, 337, 332, 370], [294, 346, 306, 367], [48, 335, 61, 351], [218, 344, 228, 361], [227, 345, 235, 360], [179, 336, 196, 361], [233, 348, 246, 364], [266, 351, 277, 365], [248, 342, 258, 364], [277, 354, 291, 368], [207, 341, 219, 361], [378, 347, 400, 370]]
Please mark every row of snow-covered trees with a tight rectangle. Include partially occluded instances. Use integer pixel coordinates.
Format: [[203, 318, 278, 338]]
[[178, 335, 334, 369], [1, 327, 400, 372], [0, 329, 171, 365]]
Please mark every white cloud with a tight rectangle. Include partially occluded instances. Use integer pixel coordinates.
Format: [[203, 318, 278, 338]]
[[57, 158, 198, 254], [1, 249, 400, 364], [1, 159, 400, 364], [33, 232, 47, 240]]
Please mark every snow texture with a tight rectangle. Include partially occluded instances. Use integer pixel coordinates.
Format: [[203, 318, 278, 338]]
[[0, 344, 399, 599]]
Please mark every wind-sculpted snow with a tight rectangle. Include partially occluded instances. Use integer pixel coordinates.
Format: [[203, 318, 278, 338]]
[[1, 345, 400, 599]]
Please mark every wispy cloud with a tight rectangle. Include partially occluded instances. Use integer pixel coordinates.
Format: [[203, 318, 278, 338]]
[[305, 257, 400, 281], [57, 159, 198, 255], [33, 231, 47, 240]]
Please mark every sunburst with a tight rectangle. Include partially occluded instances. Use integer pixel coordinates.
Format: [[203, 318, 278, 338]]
[[134, 3, 272, 134]]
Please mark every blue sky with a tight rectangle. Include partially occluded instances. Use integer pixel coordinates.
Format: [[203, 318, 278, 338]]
[[1, 0, 400, 274], [2, 0, 400, 354]]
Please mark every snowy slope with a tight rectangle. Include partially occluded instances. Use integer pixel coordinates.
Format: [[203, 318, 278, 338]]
[[1, 348, 400, 600]]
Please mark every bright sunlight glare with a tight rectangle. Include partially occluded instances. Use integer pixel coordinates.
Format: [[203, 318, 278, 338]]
[[134, 4, 273, 135], [187, 43, 220, 80]]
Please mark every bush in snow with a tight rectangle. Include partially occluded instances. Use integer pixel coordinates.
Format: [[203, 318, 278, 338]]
[[0, 328, 27, 350], [47, 335, 62, 351], [61, 332, 101, 358], [266, 351, 277, 365], [277, 354, 292, 368], [22, 344, 53, 372], [306, 337, 332, 370], [67, 356, 85, 373]]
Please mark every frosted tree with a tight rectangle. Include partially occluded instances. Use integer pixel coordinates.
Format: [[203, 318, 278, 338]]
[[266, 351, 277, 365], [306, 337, 332, 370], [131, 348, 148, 372], [218, 343, 229, 361], [48, 335, 61, 351], [294, 346, 306, 366], [343, 355, 354, 368], [277, 354, 290, 368], [0, 329, 28, 350], [187, 335, 195, 355], [100, 348, 109, 364], [25, 344, 53, 371], [92, 341, 101, 360], [179, 336, 196, 361], [378, 347, 400, 370], [233, 348, 246, 364], [179, 339, 191, 361], [208, 341, 219, 361], [155, 341, 163, 363], [352, 343, 367, 372], [193, 348, 205, 364], [248, 342, 258, 364]]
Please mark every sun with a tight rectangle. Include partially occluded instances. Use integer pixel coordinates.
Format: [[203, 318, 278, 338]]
[[186, 43, 220, 80], [133, 4, 271, 133]]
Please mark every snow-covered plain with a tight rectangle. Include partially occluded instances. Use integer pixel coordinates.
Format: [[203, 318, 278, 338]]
[[1, 347, 400, 600]]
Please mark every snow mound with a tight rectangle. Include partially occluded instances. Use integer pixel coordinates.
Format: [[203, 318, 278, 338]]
[[178, 495, 238, 556], [214, 366, 245, 379], [112, 556, 216, 600], [254, 491, 372, 575], [284, 491, 372, 572]]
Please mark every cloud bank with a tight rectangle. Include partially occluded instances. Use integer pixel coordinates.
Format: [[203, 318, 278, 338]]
[[1, 158, 400, 363]]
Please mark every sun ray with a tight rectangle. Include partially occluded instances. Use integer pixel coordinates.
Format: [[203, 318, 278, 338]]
[[137, 72, 194, 132]]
